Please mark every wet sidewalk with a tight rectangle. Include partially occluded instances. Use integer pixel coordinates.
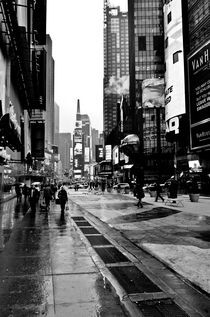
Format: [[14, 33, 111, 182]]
[[68, 189, 210, 296], [0, 198, 126, 316]]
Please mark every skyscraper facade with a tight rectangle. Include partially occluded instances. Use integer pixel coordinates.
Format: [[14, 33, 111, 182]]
[[103, 1, 129, 143], [128, 0, 173, 182], [58, 133, 71, 174]]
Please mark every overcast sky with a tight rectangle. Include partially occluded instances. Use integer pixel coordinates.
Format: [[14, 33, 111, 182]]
[[47, 0, 127, 134]]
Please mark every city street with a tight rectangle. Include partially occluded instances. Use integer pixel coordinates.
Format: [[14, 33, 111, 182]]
[[0, 189, 210, 316]]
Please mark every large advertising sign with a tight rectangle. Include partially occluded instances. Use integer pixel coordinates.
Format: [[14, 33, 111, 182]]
[[188, 40, 210, 150], [142, 78, 164, 108], [95, 145, 104, 163], [113, 146, 119, 165], [73, 126, 83, 175], [163, 0, 186, 124], [84, 147, 90, 163], [105, 145, 112, 161]]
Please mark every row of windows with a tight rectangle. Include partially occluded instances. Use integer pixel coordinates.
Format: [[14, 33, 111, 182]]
[[189, 0, 209, 29], [135, 64, 164, 71], [135, 27, 163, 34], [136, 72, 164, 80], [135, 2, 162, 9], [135, 10, 163, 17]]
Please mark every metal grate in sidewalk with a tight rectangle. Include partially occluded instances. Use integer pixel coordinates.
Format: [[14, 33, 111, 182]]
[[109, 266, 161, 294], [137, 299, 189, 317]]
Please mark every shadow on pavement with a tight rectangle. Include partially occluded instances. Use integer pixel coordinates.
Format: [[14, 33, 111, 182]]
[[109, 207, 182, 224]]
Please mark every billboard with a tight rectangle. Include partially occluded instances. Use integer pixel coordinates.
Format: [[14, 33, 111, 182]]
[[73, 128, 83, 175], [142, 78, 164, 108], [84, 147, 90, 163], [105, 145, 112, 161], [188, 40, 210, 150], [163, 0, 186, 123], [31, 122, 44, 159], [113, 146, 119, 165], [95, 145, 104, 163]]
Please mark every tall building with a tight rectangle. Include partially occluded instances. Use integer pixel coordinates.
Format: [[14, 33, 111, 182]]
[[185, 0, 210, 193], [127, 0, 173, 183], [0, 0, 47, 188], [58, 133, 71, 175], [103, 2, 129, 143], [54, 102, 60, 146], [44, 34, 55, 150], [73, 100, 83, 178]]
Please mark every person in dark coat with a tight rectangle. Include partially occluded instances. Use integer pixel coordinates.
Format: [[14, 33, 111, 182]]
[[136, 184, 144, 208], [15, 184, 22, 202], [43, 184, 53, 211], [155, 181, 164, 202], [58, 186, 68, 218], [22, 184, 29, 202], [29, 185, 39, 214]]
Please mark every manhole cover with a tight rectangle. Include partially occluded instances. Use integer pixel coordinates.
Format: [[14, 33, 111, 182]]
[[71, 216, 85, 221], [80, 227, 100, 234], [75, 221, 92, 227], [137, 299, 189, 316], [109, 266, 161, 294], [94, 246, 130, 264], [85, 235, 111, 246]]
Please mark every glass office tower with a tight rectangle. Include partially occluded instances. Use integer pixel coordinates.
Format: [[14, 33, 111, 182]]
[[103, 1, 129, 144], [128, 0, 173, 183]]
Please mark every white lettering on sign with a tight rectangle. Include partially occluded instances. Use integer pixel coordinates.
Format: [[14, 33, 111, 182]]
[[166, 117, 179, 134], [191, 49, 209, 71]]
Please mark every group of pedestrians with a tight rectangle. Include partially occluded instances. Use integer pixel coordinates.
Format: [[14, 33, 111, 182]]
[[14, 182, 68, 218]]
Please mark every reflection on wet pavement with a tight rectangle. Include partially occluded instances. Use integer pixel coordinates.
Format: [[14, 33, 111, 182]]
[[0, 198, 127, 316]]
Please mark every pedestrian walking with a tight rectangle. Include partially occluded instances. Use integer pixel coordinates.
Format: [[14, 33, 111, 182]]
[[43, 184, 53, 211], [136, 184, 144, 208], [15, 184, 22, 202], [155, 181, 164, 202], [168, 179, 178, 198], [29, 184, 39, 214], [51, 183, 57, 201], [22, 184, 29, 202], [101, 179, 106, 194], [58, 185, 68, 219]]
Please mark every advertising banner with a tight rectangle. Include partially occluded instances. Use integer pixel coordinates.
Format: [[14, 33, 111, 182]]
[[84, 147, 90, 163], [113, 146, 119, 165], [73, 132, 83, 176], [188, 40, 210, 150], [163, 0, 186, 123], [142, 78, 164, 108], [95, 145, 104, 163], [105, 145, 112, 161]]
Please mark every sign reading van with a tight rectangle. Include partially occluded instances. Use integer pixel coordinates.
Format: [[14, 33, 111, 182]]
[[188, 40, 210, 150]]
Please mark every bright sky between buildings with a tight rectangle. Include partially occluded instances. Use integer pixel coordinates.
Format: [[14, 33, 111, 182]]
[[47, 0, 127, 134]]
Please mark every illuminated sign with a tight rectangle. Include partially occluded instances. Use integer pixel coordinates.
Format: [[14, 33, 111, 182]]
[[163, 0, 186, 122], [105, 145, 112, 161], [95, 145, 104, 163], [188, 40, 210, 150]]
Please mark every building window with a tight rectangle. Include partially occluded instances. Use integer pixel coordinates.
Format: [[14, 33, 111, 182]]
[[138, 36, 146, 51], [173, 50, 182, 63], [154, 36, 164, 55], [167, 12, 172, 24]]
